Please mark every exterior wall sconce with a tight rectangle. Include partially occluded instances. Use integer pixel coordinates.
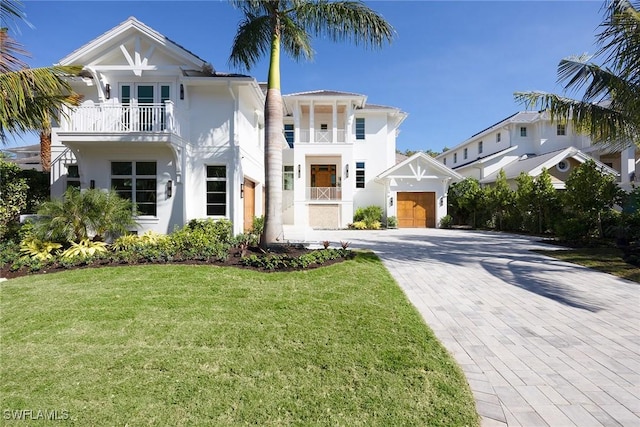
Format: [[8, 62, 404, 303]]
[[389, 197, 393, 207], [180, 84, 184, 100], [105, 84, 111, 100], [439, 197, 444, 207], [345, 164, 349, 178], [240, 183, 244, 198], [166, 180, 172, 199], [90, 180, 95, 189], [297, 164, 301, 178]]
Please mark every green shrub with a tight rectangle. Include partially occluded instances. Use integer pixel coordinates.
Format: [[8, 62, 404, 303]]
[[439, 214, 453, 229], [386, 216, 397, 228], [61, 239, 109, 259], [554, 216, 594, 242], [354, 205, 383, 227], [170, 219, 232, 261], [349, 221, 367, 230], [20, 238, 62, 261]]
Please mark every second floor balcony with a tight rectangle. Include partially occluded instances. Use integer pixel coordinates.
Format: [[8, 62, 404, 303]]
[[298, 129, 346, 144], [59, 101, 184, 137]]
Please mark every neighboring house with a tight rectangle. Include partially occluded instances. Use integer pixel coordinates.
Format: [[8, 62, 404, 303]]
[[435, 111, 637, 190], [2, 144, 42, 171], [48, 17, 462, 235]]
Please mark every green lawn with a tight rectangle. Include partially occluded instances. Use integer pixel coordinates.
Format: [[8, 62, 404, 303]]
[[0, 253, 478, 426], [536, 247, 640, 283]]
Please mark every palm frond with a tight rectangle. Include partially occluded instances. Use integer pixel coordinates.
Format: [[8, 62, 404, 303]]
[[229, 12, 273, 70], [0, 65, 82, 142], [0, 28, 30, 73], [280, 15, 313, 61], [294, 0, 394, 49], [597, 0, 640, 81]]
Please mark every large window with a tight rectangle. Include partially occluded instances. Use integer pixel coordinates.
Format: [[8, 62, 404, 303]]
[[284, 124, 294, 148], [66, 164, 80, 190], [283, 165, 294, 190], [355, 118, 365, 140], [111, 161, 157, 216], [355, 162, 365, 188], [206, 166, 227, 216]]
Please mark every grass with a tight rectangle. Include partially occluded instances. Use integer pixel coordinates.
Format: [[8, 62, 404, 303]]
[[535, 247, 640, 283], [0, 253, 479, 426]]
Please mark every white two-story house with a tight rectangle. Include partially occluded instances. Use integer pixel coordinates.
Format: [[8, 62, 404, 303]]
[[49, 17, 462, 235], [436, 111, 637, 190]]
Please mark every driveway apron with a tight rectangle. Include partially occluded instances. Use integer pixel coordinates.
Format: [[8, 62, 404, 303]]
[[306, 228, 640, 427]]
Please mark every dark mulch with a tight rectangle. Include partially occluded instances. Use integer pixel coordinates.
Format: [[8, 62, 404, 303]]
[[0, 245, 350, 280]]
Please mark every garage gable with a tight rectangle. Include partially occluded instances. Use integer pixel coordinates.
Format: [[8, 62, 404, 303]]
[[377, 152, 463, 182]]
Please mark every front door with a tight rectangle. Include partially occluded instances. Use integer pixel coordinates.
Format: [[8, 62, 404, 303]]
[[310, 165, 337, 200], [243, 179, 256, 232]]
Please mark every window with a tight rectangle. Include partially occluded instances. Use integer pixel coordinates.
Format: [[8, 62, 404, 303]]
[[454, 153, 458, 163], [283, 165, 294, 190], [556, 161, 570, 172], [66, 164, 80, 189], [206, 166, 227, 216], [111, 161, 157, 216], [284, 124, 294, 147], [463, 148, 468, 160], [520, 127, 527, 137], [478, 141, 484, 154], [355, 162, 365, 188], [355, 118, 365, 140], [443, 157, 447, 165], [320, 123, 328, 131], [496, 133, 501, 142], [557, 124, 566, 135]]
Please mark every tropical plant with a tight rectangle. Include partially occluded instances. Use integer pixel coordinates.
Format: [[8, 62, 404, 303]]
[[0, 157, 28, 239], [0, 1, 81, 143], [61, 238, 108, 259], [229, 0, 394, 248], [438, 214, 453, 229], [354, 205, 383, 228], [32, 187, 136, 243], [515, 0, 640, 150], [19, 237, 61, 261]]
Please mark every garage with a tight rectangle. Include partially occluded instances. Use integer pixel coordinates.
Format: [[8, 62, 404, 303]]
[[397, 192, 436, 228]]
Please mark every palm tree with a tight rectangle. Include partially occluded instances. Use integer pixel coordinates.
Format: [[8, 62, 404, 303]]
[[515, 0, 639, 151], [229, 0, 394, 248], [0, 0, 81, 145]]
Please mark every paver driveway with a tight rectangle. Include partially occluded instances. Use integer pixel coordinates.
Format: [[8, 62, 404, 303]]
[[295, 228, 640, 426]]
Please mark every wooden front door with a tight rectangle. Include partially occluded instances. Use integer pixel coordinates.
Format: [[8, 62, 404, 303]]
[[397, 192, 436, 228], [243, 179, 256, 232]]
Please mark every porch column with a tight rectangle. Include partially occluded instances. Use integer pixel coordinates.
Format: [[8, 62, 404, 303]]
[[294, 103, 300, 143], [332, 100, 338, 143], [309, 101, 315, 143], [346, 103, 353, 143]]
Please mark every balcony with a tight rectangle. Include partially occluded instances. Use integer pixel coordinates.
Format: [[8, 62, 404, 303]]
[[59, 101, 183, 137], [298, 129, 346, 144], [306, 187, 342, 200]]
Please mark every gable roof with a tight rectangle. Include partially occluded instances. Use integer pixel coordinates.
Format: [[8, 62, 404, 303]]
[[378, 152, 463, 181], [58, 16, 206, 71], [285, 89, 365, 97], [480, 147, 619, 183]]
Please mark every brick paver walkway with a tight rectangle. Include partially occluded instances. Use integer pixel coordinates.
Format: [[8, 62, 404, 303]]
[[294, 228, 640, 426]]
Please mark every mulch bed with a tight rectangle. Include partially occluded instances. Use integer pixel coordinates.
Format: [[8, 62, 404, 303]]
[[0, 245, 350, 280]]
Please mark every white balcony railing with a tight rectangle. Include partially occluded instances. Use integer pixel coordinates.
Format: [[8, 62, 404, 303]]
[[60, 102, 183, 136], [306, 187, 342, 200], [298, 129, 346, 143]]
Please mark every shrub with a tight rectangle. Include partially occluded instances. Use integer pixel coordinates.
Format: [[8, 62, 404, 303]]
[[170, 219, 233, 261], [0, 158, 28, 240], [20, 238, 62, 261], [349, 221, 367, 230], [554, 216, 594, 242], [354, 205, 383, 224], [386, 216, 397, 228], [439, 214, 453, 229], [61, 239, 109, 259]]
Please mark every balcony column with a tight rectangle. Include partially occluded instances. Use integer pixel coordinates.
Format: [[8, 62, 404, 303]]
[[621, 145, 637, 185], [165, 100, 174, 133], [346, 102, 353, 143], [294, 103, 300, 143], [309, 101, 315, 143], [332, 100, 338, 143]]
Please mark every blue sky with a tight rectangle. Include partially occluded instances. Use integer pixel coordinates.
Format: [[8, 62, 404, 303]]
[[8, 0, 604, 152]]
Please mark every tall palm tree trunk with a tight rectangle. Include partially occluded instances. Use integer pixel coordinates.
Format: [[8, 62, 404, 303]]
[[39, 124, 51, 172], [259, 29, 284, 248]]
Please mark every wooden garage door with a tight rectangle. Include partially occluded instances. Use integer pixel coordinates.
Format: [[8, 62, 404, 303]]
[[397, 192, 436, 228], [243, 179, 255, 232]]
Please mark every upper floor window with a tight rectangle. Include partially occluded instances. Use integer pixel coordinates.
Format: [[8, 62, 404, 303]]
[[284, 124, 294, 148], [496, 133, 501, 143], [66, 164, 80, 190], [520, 127, 527, 137], [111, 161, 157, 216], [463, 148, 468, 160], [355, 162, 365, 188], [320, 123, 328, 131], [355, 118, 365, 140], [443, 157, 447, 165], [454, 153, 458, 163], [478, 141, 483, 154], [283, 165, 294, 190], [206, 165, 227, 216], [557, 124, 566, 135]]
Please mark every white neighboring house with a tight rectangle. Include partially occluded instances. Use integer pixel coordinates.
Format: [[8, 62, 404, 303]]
[[435, 111, 637, 190], [48, 17, 462, 236], [50, 17, 265, 236], [2, 144, 42, 171]]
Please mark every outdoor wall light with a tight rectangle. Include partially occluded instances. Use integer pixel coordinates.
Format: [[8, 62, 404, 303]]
[[105, 84, 111, 100], [345, 164, 349, 178], [297, 164, 301, 178], [240, 183, 244, 198], [90, 180, 95, 189], [389, 197, 393, 207], [166, 180, 172, 199], [439, 197, 444, 207], [180, 84, 184, 100]]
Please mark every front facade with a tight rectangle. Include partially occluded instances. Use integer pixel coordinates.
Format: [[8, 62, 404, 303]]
[[436, 111, 637, 189], [49, 17, 461, 236]]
